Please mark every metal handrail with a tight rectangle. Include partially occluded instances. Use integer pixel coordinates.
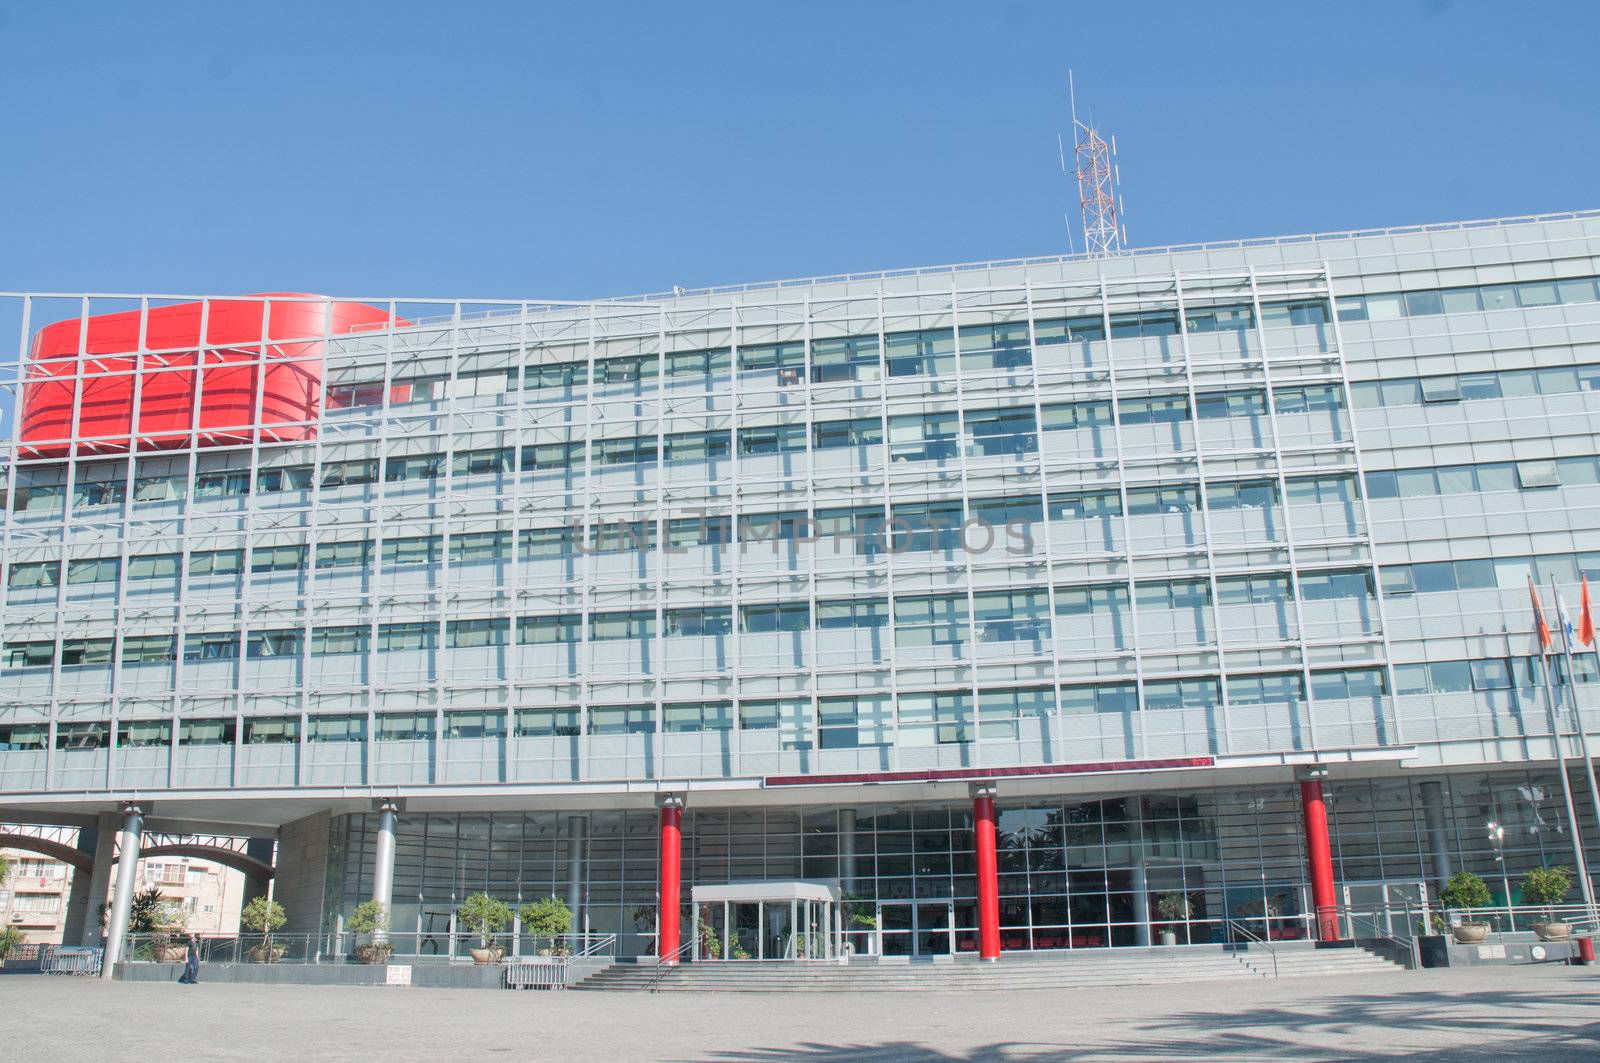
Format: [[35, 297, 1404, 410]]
[[573, 933, 617, 960], [647, 939, 696, 994], [1224, 917, 1279, 978], [1329, 904, 1422, 969]]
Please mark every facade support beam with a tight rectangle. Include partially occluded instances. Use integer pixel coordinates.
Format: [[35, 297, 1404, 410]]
[[1418, 780, 1454, 889], [1299, 770, 1340, 941], [657, 794, 684, 963], [972, 782, 1001, 961], [370, 799, 401, 945], [100, 802, 145, 977], [565, 813, 588, 936]]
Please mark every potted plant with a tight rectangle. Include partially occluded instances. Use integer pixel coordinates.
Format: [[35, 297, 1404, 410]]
[[241, 896, 288, 962], [1155, 892, 1191, 946], [1439, 871, 1493, 944], [457, 892, 512, 964], [349, 900, 392, 964], [0, 926, 24, 968], [518, 896, 572, 956], [1521, 866, 1575, 941], [698, 919, 722, 960]]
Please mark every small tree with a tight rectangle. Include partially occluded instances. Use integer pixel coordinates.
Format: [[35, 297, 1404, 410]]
[[0, 925, 24, 962], [0, 853, 10, 887], [457, 892, 512, 948], [1156, 892, 1192, 923], [348, 900, 388, 937], [1521, 866, 1574, 921], [241, 896, 287, 942], [519, 896, 572, 942], [1439, 871, 1492, 926]]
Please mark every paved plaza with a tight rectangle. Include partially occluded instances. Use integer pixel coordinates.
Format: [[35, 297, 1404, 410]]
[[4, 964, 1598, 1062]]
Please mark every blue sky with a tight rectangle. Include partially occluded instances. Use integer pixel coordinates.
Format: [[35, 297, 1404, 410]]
[[1, 1, 1597, 299]]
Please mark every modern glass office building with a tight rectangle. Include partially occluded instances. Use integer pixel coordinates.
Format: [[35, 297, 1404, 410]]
[[4, 209, 1600, 964]]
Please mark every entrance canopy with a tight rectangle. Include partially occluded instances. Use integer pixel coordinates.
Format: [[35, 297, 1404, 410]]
[[692, 881, 841, 905]]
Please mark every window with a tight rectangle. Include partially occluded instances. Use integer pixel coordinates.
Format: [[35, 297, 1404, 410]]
[[132, 475, 186, 502], [0, 724, 48, 751], [121, 635, 177, 663], [1195, 390, 1266, 420], [588, 705, 655, 735], [589, 611, 655, 640], [194, 470, 250, 499], [445, 710, 506, 739], [320, 458, 378, 488], [1215, 574, 1290, 606], [1060, 683, 1137, 714], [667, 515, 732, 549], [1117, 394, 1190, 426], [817, 599, 889, 629], [890, 501, 964, 553], [1226, 673, 1304, 705], [384, 453, 444, 482], [595, 354, 658, 385], [126, 553, 180, 580], [741, 603, 810, 633], [1285, 475, 1357, 505], [515, 707, 579, 737], [1207, 480, 1278, 510], [664, 607, 732, 637], [1137, 578, 1210, 611], [1041, 399, 1116, 434], [446, 618, 509, 648], [1125, 484, 1199, 515], [897, 691, 973, 745], [959, 321, 1032, 371], [179, 719, 236, 746], [738, 424, 807, 456], [55, 722, 109, 749], [382, 536, 441, 567], [1309, 668, 1387, 700], [256, 466, 313, 493], [887, 412, 959, 462], [315, 540, 372, 569], [450, 531, 510, 563], [1185, 304, 1254, 333], [1142, 677, 1221, 710], [525, 360, 587, 391], [810, 335, 881, 383], [593, 436, 659, 466], [311, 626, 368, 656], [189, 549, 243, 577], [1274, 385, 1342, 414], [885, 327, 955, 377], [738, 699, 813, 749], [964, 407, 1038, 458], [663, 701, 733, 733], [307, 716, 365, 743], [972, 589, 1051, 642], [812, 417, 884, 449], [976, 686, 1054, 740], [587, 519, 656, 553], [250, 544, 305, 573], [817, 695, 891, 748], [737, 512, 809, 545], [452, 448, 515, 477], [8, 561, 59, 589], [184, 632, 239, 661], [60, 638, 114, 666], [1054, 584, 1129, 616], [1048, 490, 1121, 520], [518, 615, 582, 645], [244, 717, 300, 744], [664, 430, 732, 462], [4, 641, 53, 669], [893, 594, 967, 648], [1033, 315, 1105, 344], [377, 622, 440, 652], [376, 713, 434, 741], [66, 557, 119, 584], [1297, 570, 1373, 601], [521, 441, 584, 471], [520, 526, 578, 560], [739, 342, 806, 377]]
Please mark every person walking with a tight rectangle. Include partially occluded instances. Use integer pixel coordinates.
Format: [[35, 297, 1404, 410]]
[[177, 934, 200, 985]]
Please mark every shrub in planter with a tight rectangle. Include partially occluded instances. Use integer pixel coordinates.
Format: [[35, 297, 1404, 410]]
[[458, 892, 512, 964], [0, 926, 24, 968], [1155, 892, 1191, 946], [1438, 871, 1493, 944], [519, 896, 572, 956], [241, 896, 288, 962], [1520, 866, 1574, 941], [349, 900, 392, 964]]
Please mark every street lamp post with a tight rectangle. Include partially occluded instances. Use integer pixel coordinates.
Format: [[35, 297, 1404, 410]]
[[1487, 822, 1512, 927]]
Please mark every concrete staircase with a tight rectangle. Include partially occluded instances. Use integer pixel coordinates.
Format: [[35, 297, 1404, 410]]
[[573, 943, 1403, 993]]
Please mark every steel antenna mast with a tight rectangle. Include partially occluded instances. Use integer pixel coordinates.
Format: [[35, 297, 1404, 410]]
[[1062, 71, 1127, 257]]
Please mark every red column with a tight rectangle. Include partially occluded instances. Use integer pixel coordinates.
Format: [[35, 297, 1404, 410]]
[[972, 783, 1001, 961], [1299, 775, 1340, 941], [657, 796, 684, 962]]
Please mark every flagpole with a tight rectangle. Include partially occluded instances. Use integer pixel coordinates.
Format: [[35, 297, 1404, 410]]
[[1534, 579, 1596, 916], [1529, 598, 1593, 922], [1552, 576, 1600, 916]]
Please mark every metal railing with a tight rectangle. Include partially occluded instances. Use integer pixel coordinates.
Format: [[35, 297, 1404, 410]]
[[1450, 904, 1595, 936], [1223, 917, 1279, 978], [121, 931, 617, 967], [647, 939, 696, 994], [40, 945, 102, 975]]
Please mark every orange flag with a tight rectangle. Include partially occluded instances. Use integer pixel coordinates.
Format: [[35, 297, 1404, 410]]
[[1530, 578, 1554, 651], [1580, 576, 1596, 649]]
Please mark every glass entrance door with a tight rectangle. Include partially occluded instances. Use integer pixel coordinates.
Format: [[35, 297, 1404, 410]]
[[1342, 880, 1429, 938], [878, 901, 954, 957]]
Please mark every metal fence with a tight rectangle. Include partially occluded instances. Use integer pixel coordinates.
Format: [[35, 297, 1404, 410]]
[[40, 945, 102, 975], [122, 931, 616, 967]]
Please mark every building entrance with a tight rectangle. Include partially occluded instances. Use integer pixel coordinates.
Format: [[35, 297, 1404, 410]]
[[878, 901, 954, 957], [1342, 879, 1430, 938]]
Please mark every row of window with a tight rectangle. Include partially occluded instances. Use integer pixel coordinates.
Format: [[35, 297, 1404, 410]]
[[322, 298, 1333, 410], [2, 473, 1366, 592], [1363, 455, 1600, 500], [1380, 549, 1600, 597], [1, 566, 1376, 669], [1350, 361, 1600, 410], [0, 667, 1386, 752], [17, 383, 1350, 514], [1334, 275, 1600, 323], [1393, 654, 1599, 696]]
